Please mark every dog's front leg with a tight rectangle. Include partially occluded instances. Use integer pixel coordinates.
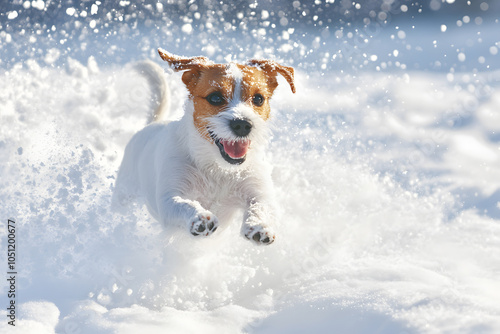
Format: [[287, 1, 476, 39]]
[[242, 197, 276, 245], [158, 194, 219, 236]]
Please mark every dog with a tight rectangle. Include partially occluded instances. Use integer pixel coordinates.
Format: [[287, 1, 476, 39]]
[[113, 49, 295, 245]]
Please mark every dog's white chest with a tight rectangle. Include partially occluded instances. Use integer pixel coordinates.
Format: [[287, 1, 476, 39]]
[[186, 168, 245, 217]]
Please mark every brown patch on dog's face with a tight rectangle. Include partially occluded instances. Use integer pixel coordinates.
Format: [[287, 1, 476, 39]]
[[157, 49, 295, 141], [185, 65, 233, 141], [238, 65, 276, 121], [182, 64, 278, 141]]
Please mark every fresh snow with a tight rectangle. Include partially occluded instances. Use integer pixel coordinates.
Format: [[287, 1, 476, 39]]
[[1, 1, 500, 334]]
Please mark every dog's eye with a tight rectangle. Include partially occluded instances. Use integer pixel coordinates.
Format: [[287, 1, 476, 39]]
[[252, 94, 264, 107], [206, 92, 225, 106]]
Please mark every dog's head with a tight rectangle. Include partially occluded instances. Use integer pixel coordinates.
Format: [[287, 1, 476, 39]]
[[158, 49, 295, 168]]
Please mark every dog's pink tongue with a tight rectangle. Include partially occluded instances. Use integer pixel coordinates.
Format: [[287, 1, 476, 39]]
[[221, 140, 250, 159]]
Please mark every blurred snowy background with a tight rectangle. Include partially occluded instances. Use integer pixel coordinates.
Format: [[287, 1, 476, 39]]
[[2, 0, 499, 72], [1, 1, 500, 333]]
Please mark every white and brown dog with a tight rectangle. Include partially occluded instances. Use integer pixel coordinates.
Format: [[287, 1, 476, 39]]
[[113, 49, 295, 245]]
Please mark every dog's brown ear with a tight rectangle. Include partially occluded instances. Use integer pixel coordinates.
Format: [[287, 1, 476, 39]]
[[158, 48, 210, 71], [158, 48, 211, 91], [248, 59, 296, 94]]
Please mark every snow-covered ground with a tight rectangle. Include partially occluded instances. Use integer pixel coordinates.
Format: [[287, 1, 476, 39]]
[[1, 1, 500, 333]]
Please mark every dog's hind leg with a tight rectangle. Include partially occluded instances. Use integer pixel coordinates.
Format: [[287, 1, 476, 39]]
[[134, 60, 170, 123]]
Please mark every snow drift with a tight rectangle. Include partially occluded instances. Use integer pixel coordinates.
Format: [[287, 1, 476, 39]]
[[1, 55, 500, 333], [1, 1, 500, 333]]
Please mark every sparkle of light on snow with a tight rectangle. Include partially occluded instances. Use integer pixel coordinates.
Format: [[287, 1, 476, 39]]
[[91, 3, 99, 15], [430, 0, 441, 11], [31, 0, 45, 10], [7, 11, 18, 19], [182, 24, 193, 34]]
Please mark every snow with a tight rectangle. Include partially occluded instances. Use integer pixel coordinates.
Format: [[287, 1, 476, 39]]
[[1, 1, 500, 333]]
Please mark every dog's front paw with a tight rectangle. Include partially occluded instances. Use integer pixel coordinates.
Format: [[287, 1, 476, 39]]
[[244, 225, 275, 245], [189, 212, 219, 237]]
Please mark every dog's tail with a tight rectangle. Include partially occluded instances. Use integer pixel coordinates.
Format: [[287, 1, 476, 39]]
[[134, 60, 170, 123]]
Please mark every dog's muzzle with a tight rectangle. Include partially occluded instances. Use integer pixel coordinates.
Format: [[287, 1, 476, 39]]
[[210, 119, 252, 165]]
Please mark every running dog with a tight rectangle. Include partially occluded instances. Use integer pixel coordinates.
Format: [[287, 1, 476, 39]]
[[113, 49, 295, 244]]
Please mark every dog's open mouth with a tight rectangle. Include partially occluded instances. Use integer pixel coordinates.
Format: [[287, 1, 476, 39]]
[[216, 139, 251, 165], [209, 132, 250, 165]]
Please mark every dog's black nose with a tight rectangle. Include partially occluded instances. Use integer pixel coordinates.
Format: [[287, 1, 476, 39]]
[[229, 119, 252, 137]]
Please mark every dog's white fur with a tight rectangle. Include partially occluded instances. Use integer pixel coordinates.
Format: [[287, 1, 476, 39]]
[[114, 53, 293, 244]]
